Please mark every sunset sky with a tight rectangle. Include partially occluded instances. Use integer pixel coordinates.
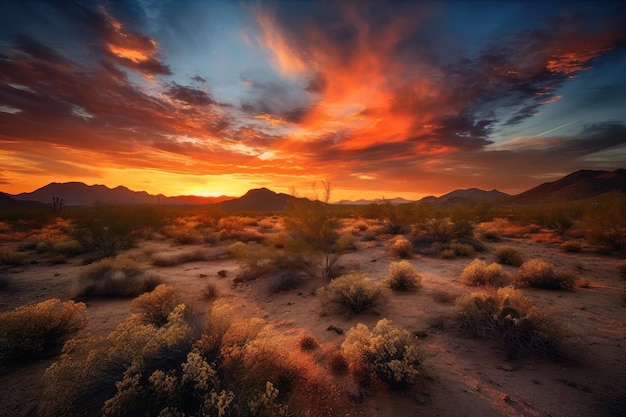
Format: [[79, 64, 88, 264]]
[[1, 0, 625, 201]]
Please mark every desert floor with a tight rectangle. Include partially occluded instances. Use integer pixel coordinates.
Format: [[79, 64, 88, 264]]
[[1, 218, 625, 417]]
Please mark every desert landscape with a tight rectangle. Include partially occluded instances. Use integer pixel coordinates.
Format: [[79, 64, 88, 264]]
[[1, 170, 625, 417], [2, 1, 626, 416]]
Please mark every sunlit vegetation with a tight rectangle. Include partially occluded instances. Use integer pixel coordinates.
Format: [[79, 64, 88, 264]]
[[456, 287, 573, 359], [384, 260, 422, 291], [460, 259, 513, 288], [494, 245, 524, 267], [342, 319, 422, 388], [2, 189, 626, 416], [40, 296, 348, 417], [73, 255, 162, 298], [0, 299, 86, 364], [515, 259, 576, 289], [318, 272, 389, 314]]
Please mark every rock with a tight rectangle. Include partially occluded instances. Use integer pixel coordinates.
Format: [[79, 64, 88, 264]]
[[327, 325, 345, 335], [217, 269, 227, 277]]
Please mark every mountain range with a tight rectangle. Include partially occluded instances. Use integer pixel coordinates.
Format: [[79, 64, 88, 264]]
[[1, 169, 624, 212]]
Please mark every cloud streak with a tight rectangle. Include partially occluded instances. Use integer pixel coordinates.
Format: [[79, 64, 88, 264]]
[[0, 0, 625, 199]]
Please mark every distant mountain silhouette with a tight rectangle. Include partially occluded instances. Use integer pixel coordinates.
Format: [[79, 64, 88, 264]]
[[511, 169, 626, 203], [217, 188, 300, 211], [11, 182, 232, 206], [419, 188, 510, 205], [0, 192, 47, 211], [336, 197, 414, 205]]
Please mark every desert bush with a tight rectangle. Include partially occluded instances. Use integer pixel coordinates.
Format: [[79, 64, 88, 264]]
[[318, 273, 388, 314], [202, 283, 219, 300], [391, 236, 413, 258], [495, 245, 524, 267], [560, 240, 583, 252], [285, 181, 350, 279], [617, 260, 626, 279], [478, 227, 502, 241], [342, 319, 421, 387], [0, 299, 86, 363], [73, 205, 164, 258], [460, 259, 513, 288], [53, 239, 85, 256], [456, 287, 571, 359], [131, 284, 182, 326], [74, 255, 162, 298], [431, 289, 457, 304], [420, 217, 456, 244], [40, 304, 196, 417], [151, 249, 207, 267], [325, 349, 349, 375], [447, 242, 476, 258], [384, 260, 422, 291], [0, 246, 26, 266], [298, 333, 319, 351], [516, 259, 575, 289], [265, 270, 301, 294], [379, 201, 414, 234]]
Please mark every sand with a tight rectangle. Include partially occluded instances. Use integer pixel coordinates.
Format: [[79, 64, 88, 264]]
[[1, 218, 625, 417]]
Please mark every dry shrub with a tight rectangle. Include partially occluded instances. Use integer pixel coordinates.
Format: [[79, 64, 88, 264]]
[[456, 287, 573, 359], [446, 242, 476, 258], [325, 348, 349, 375], [560, 240, 583, 252], [0, 299, 86, 363], [53, 239, 85, 256], [617, 260, 626, 279], [298, 333, 319, 351], [151, 249, 206, 266], [478, 227, 502, 241], [460, 259, 513, 288], [342, 319, 421, 388], [0, 246, 26, 266], [265, 270, 301, 294], [318, 273, 389, 314], [384, 260, 422, 291], [40, 304, 195, 417], [516, 259, 575, 289], [202, 283, 219, 300], [131, 284, 181, 326], [74, 255, 162, 298], [391, 236, 413, 258], [495, 245, 524, 267]]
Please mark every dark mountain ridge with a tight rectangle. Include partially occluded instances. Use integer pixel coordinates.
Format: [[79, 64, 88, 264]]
[[11, 182, 232, 206], [511, 169, 626, 203]]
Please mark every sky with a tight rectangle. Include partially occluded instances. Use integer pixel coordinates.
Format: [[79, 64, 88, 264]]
[[1, 0, 625, 201]]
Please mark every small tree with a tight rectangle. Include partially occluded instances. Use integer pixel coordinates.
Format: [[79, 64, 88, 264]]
[[285, 181, 347, 279]]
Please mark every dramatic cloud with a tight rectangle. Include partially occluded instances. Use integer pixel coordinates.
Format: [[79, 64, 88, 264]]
[[0, 0, 625, 199]]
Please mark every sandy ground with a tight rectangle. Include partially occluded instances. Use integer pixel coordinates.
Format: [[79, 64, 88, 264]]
[[1, 220, 625, 417]]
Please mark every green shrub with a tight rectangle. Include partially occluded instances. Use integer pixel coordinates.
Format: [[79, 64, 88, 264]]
[[460, 259, 513, 288], [384, 260, 422, 291], [456, 287, 571, 359], [391, 236, 413, 258], [495, 245, 524, 267], [342, 319, 421, 387], [516, 259, 575, 289], [74, 255, 162, 298], [0, 299, 86, 363], [318, 273, 388, 314]]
